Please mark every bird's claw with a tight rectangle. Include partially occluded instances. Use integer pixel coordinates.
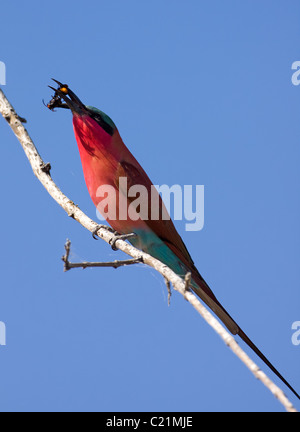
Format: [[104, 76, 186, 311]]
[[109, 232, 137, 251], [92, 225, 113, 240]]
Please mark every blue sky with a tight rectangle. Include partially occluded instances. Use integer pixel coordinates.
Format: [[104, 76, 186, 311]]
[[0, 0, 299, 412]]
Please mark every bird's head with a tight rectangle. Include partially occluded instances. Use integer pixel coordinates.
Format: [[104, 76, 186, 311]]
[[47, 79, 116, 136]]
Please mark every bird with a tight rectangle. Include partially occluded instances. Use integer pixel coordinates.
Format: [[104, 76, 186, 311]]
[[47, 79, 299, 401]]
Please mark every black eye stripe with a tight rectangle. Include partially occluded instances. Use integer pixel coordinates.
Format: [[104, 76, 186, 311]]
[[87, 109, 114, 136]]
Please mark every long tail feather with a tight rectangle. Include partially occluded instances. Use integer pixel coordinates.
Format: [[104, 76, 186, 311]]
[[237, 327, 300, 400], [191, 272, 300, 400]]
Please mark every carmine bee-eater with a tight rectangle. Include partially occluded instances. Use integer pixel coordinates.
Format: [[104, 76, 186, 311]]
[[47, 79, 299, 400]]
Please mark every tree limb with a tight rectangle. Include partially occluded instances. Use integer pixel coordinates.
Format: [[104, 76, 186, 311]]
[[62, 239, 144, 271], [0, 87, 297, 412]]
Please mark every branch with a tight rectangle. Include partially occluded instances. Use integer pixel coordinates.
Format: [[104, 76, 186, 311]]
[[62, 239, 143, 271], [0, 87, 297, 412]]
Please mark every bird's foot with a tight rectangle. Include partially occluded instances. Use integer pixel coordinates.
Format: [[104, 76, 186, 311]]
[[92, 225, 114, 240], [109, 232, 137, 251]]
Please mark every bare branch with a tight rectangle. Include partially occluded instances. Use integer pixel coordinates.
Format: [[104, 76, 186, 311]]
[[62, 239, 143, 271], [0, 87, 297, 412]]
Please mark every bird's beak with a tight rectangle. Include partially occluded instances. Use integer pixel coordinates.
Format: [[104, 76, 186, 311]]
[[48, 79, 86, 113]]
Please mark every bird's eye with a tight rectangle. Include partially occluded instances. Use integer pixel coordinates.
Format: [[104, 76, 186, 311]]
[[60, 86, 69, 94]]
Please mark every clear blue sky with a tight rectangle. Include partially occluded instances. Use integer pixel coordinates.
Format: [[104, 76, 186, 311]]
[[0, 0, 299, 412]]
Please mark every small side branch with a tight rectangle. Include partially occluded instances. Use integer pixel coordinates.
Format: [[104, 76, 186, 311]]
[[62, 239, 143, 272], [184, 272, 192, 291], [164, 278, 172, 306]]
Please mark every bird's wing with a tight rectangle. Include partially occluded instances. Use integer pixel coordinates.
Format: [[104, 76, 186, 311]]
[[115, 159, 195, 266], [114, 159, 241, 333]]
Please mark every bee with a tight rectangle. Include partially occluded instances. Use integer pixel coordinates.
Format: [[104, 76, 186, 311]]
[[43, 92, 69, 111], [44, 79, 69, 111]]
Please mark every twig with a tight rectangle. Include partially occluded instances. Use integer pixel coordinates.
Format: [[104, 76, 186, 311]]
[[0, 87, 297, 412], [184, 272, 192, 291], [62, 239, 143, 271], [164, 278, 172, 306]]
